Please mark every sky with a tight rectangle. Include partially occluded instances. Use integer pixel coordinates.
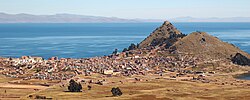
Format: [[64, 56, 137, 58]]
[[0, 0, 249, 19]]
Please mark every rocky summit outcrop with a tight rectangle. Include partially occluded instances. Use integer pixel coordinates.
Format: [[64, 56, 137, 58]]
[[231, 53, 250, 66], [139, 21, 185, 48]]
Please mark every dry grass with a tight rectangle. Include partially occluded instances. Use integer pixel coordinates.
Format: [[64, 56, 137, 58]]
[[0, 75, 50, 99], [174, 32, 250, 59], [0, 75, 18, 83], [16, 74, 250, 100]]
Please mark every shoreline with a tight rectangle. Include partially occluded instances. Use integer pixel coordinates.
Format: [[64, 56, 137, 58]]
[[0, 21, 250, 99], [233, 71, 250, 79]]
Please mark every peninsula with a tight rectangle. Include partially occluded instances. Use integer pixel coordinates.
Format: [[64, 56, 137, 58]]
[[0, 21, 250, 100]]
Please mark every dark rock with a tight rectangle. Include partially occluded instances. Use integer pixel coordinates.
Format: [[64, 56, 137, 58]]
[[87, 85, 92, 90], [122, 48, 128, 52], [135, 78, 140, 81], [112, 48, 118, 55], [200, 37, 206, 44], [35, 95, 46, 99], [28, 95, 33, 98], [96, 81, 103, 85], [231, 53, 250, 66], [128, 43, 137, 51]]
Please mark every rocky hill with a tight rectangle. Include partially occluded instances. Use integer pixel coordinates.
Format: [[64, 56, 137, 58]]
[[138, 21, 250, 64]]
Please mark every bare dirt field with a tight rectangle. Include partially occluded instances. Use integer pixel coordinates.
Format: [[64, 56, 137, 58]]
[[0, 75, 49, 99]]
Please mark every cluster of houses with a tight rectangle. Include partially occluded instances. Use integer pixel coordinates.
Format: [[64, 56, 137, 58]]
[[0, 51, 212, 81]]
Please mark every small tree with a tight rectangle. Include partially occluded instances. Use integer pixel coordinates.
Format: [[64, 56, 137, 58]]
[[68, 79, 82, 92], [111, 87, 122, 96]]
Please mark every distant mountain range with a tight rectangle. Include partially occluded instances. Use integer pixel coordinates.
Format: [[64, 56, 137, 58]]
[[0, 13, 250, 23], [0, 13, 163, 23]]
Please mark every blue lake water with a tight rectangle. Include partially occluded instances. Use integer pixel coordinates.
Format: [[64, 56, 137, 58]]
[[236, 73, 250, 80], [0, 22, 249, 59]]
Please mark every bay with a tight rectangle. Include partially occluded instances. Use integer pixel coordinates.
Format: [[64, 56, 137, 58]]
[[0, 22, 249, 59]]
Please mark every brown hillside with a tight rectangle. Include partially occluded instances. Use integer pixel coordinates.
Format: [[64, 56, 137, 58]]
[[139, 21, 183, 48], [172, 31, 250, 60]]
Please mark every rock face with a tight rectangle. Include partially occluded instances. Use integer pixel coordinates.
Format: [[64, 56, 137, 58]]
[[231, 53, 250, 66], [139, 21, 184, 48]]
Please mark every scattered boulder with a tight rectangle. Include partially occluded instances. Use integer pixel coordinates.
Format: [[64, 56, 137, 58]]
[[96, 81, 103, 85], [111, 87, 122, 96], [135, 78, 141, 81], [28, 95, 33, 98], [87, 85, 92, 90], [231, 53, 250, 66], [81, 80, 85, 83], [33, 95, 52, 99], [35, 95, 46, 99]]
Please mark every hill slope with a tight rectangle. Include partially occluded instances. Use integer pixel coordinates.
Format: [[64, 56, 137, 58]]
[[171, 31, 250, 60]]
